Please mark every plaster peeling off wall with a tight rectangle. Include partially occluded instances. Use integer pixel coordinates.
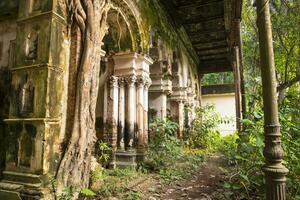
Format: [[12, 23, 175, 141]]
[[202, 93, 237, 136], [0, 19, 17, 69]]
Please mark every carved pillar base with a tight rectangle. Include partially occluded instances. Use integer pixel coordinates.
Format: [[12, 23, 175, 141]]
[[264, 165, 288, 200]]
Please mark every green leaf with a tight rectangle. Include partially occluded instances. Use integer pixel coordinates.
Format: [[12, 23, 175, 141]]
[[80, 188, 96, 197], [223, 182, 231, 189]]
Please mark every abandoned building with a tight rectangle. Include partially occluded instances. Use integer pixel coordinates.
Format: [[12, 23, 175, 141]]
[[0, 0, 288, 199]]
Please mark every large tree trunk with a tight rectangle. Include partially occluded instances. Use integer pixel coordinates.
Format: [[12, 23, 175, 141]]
[[56, 0, 110, 192]]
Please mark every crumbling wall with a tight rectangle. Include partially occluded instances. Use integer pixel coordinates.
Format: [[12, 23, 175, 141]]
[[0, 18, 17, 177]]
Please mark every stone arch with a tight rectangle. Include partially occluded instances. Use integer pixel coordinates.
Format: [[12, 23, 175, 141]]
[[107, 0, 145, 52]]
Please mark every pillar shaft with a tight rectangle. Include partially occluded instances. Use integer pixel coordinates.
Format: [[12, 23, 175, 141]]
[[118, 78, 125, 151], [125, 75, 136, 150], [233, 46, 242, 131], [106, 76, 119, 150], [256, 0, 288, 199], [136, 76, 145, 150], [178, 101, 185, 138], [143, 80, 151, 147]]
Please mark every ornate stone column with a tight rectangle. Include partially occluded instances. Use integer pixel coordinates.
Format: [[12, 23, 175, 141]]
[[117, 77, 126, 151], [105, 76, 119, 151], [256, 0, 288, 199], [149, 60, 172, 119], [143, 79, 151, 147], [178, 100, 185, 138], [125, 75, 136, 150], [136, 76, 145, 150]]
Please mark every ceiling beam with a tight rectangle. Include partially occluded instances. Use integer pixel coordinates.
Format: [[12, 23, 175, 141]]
[[183, 15, 224, 25], [199, 65, 232, 74], [193, 40, 228, 50], [190, 30, 227, 43], [198, 53, 229, 60], [197, 47, 229, 56]]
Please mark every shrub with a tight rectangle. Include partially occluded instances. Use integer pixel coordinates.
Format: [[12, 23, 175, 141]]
[[186, 104, 222, 152]]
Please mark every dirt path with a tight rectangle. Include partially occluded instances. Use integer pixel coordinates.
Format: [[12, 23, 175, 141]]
[[146, 155, 228, 200]]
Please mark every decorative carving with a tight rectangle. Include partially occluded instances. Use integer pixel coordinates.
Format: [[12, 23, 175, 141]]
[[18, 75, 35, 117], [25, 29, 39, 60], [163, 60, 172, 77], [144, 78, 152, 90], [109, 76, 118, 88], [263, 125, 284, 163], [118, 77, 125, 87], [136, 76, 147, 88], [125, 75, 136, 87]]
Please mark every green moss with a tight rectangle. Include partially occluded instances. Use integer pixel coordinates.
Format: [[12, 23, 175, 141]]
[[137, 0, 199, 75]]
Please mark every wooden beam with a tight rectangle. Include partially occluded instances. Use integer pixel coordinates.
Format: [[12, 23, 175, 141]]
[[193, 40, 228, 50], [189, 30, 227, 43], [198, 53, 229, 60], [199, 59, 230, 67], [198, 65, 232, 74], [184, 18, 224, 33], [197, 47, 229, 56], [183, 15, 224, 25]]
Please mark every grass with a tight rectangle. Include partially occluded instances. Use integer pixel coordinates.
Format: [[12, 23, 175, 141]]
[[89, 147, 204, 200]]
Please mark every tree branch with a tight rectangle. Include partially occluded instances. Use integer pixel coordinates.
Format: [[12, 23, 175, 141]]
[[277, 74, 300, 92]]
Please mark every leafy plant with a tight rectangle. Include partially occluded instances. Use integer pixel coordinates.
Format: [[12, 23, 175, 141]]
[[147, 118, 181, 169], [186, 104, 222, 151], [145, 118, 204, 185], [96, 141, 112, 166], [80, 188, 96, 197]]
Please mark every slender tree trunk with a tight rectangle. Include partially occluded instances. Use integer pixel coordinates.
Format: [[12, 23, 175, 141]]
[[56, 0, 110, 192]]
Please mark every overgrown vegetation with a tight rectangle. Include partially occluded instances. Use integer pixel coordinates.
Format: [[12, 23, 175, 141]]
[[211, 1, 300, 199], [185, 105, 222, 151], [202, 72, 234, 86], [185, 1, 300, 199], [146, 118, 204, 185], [85, 117, 204, 199]]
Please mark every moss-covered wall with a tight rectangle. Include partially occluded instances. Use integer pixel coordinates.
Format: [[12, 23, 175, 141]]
[[137, 0, 199, 71], [0, 17, 17, 178]]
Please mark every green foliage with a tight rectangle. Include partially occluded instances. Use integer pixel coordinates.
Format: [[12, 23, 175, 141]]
[[80, 188, 96, 197], [91, 167, 143, 199], [234, 1, 300, 199], [280, 106, 300, 199], [202, 72, 234, 86], [186, 105, 222, 151], [147, 118, 181, 169], [96, 141, 112, 166], [57, 187, 77, 200], [220, 109, 300, 199], [145, 118, 204, 184]]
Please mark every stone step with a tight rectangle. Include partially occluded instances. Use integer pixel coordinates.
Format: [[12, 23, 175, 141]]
[[115, 151, 137, 163], [2, 171, 45, 187], [113, 161, 137, 169], [0, 189, 22, 200]]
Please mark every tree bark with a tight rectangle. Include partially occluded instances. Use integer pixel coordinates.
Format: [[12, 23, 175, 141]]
[[56, 0, 110, 192]]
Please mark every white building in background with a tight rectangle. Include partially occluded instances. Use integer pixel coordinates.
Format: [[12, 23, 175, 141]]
[[201, 84, 237, 136]]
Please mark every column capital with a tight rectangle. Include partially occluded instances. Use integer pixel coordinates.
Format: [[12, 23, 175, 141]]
[[144, 78, 152, 89], [110, 76, 119, 87], [136, 76, 147, 88], [118, 77, 126, 87], [125, 75, 136, 87]]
